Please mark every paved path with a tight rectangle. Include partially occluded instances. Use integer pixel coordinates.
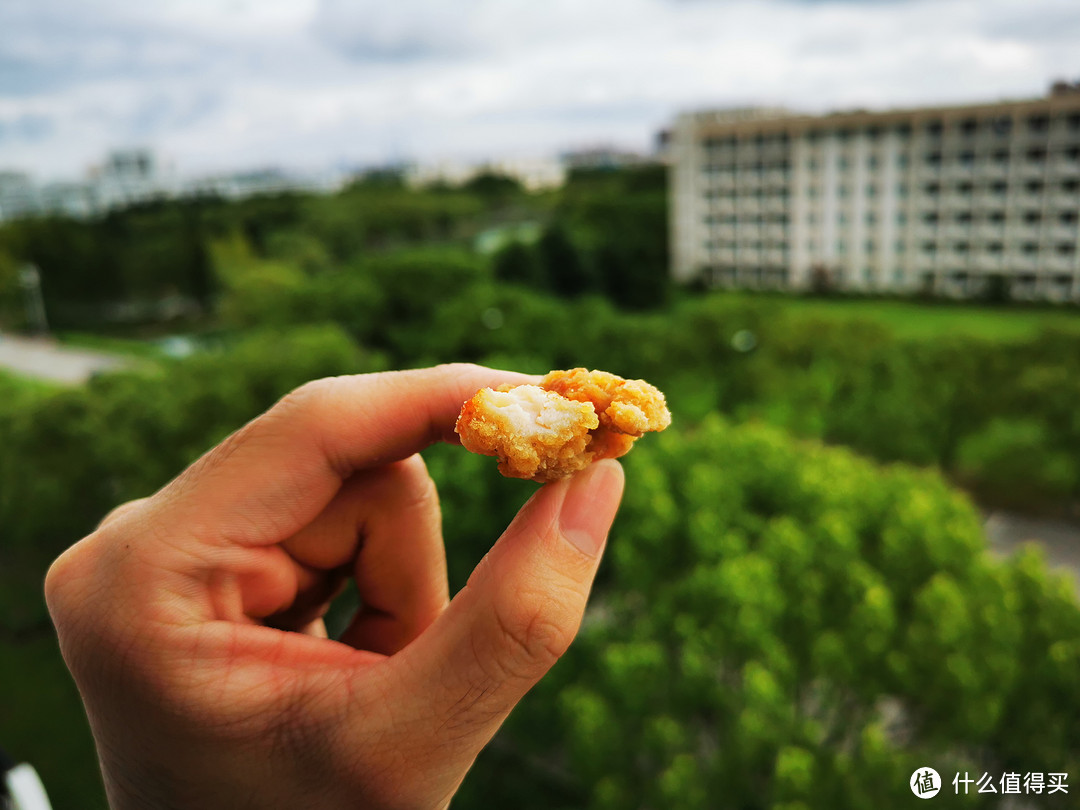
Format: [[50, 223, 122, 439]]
[[0, 333, 128, 384], [985, 510, 1080, 593]]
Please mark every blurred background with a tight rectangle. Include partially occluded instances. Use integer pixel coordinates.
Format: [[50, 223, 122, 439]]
[[2, 0, 1080, 807]]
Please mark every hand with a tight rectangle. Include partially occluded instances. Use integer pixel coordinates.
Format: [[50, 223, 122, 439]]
[[45, 364, 625, 809]]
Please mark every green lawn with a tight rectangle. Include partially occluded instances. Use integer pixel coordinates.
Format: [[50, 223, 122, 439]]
[[56, 331, 170, 360], [729, 294, 1080, 341]]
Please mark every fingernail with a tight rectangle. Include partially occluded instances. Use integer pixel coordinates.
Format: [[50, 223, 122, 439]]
[[559, 460, 624, 557]]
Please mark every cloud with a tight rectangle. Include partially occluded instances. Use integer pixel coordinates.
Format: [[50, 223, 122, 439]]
[[0, 0, 1076, 179]]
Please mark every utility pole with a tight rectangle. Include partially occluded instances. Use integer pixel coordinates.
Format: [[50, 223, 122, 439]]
[[18, 263, 49, 336]]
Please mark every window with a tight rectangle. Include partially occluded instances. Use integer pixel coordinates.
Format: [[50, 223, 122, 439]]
[[959, 150, 975, 166], [923, 212, 940, 224], [868, 155, 880, 169], [992, 150, 1010, 164], [866, 212, 878, 224], [989, 116, 1012, 136], [1023, 211, 1042, 224], [957, 181, 974, 195], [1060, 211, 1079, 225], [988, 211, 1005, 224], [925, 182, 941, 195], [1057, 243, 1076, 255], [897, 182, 909, 197], [991, 180, 1008, 195], [865, 239, 876, 253], [1022, 242, 1039, 255], [956, 211, 972, 223], [897, 212, 908, 225], [1028, 114, 1050, 133], [1064, 179, 1080, 193], [898, 154, 910, 168], [1025, 179, 1045, 193], [896, 239, 907, 253], [954, 242, 970, 253], [925, 151, 943, 166], [921, 242, 937, 254], [867, 183, 878, 197], [959, 118, 978, 137], [925, 121, 943, 136], [895, 124, 913, 137], [838, 156, 850, 170], [987, 242, 1003, 254], [1027, 147, 1047, 162]]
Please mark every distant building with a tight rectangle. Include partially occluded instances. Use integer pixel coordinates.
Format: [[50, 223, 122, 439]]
[[669, 85, 1080, 300], [93, 149, 169, 209], [0, 172, 39, 220], [0, 150, 341, 223], [561, 146, 652, 172], [405, 155, 565, 192]]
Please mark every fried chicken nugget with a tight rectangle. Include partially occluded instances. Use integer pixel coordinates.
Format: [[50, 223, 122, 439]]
[[455, 368, 671, 482]]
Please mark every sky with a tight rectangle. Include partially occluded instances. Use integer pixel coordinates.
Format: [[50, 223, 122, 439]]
[[0, 0, 1078, 180]]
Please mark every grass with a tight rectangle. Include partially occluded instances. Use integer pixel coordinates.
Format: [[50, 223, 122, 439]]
[[724, 293, 1080, 341], [56, 331, 169, 360]]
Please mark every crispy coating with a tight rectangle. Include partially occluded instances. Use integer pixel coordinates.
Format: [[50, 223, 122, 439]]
[[455, 368, 671, 482]]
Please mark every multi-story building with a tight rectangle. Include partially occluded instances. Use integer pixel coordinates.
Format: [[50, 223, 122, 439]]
[[669, 84, 1080, 300]]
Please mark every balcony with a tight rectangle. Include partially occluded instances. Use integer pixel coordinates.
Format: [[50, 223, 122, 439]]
[[973, 194, 1007, 211], [1049, 192, 1080, 209], [1007, 225, 1042, 242], [764, 169, 790, 187], [1045, 254, 1077, 273], [973, 254, 1004, 272], [976, 225, 1005, 240], [943, 224, 972, 239], [738, 198, 762, 215], [1007, 255, 1039, 272], [943, 164, 975, 181], [1049, 224, 1079, 241], [1018, 162, 1048, 180], [1050, 160, 1080, 178]]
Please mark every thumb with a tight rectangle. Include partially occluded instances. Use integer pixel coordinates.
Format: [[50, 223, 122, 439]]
[[383, 459, 623, 777]]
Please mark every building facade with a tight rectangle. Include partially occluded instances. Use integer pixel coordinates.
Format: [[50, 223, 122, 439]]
[[669, 87, 1080, 300]]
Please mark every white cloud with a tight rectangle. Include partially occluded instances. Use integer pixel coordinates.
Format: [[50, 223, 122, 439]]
[[0, 0, 1077, 179]]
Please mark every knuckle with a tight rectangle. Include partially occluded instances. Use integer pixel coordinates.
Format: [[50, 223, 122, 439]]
[[43, 535, 94, 619], [491, 586, 580, 679], [275, 377, 335, 418]]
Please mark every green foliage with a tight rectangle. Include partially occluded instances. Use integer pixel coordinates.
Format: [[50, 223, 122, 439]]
[[449, 420, 1080, 808], [6, 165, 1080, 810], [538, 224, 596, 297], [493, 240, 545, 288], [957, 419, 1078, 509]]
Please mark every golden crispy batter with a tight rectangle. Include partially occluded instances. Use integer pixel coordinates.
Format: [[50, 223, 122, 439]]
[[455, 369, 671, 482]]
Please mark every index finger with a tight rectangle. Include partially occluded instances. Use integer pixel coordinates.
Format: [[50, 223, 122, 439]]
[[150, 363, 536, 548]]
